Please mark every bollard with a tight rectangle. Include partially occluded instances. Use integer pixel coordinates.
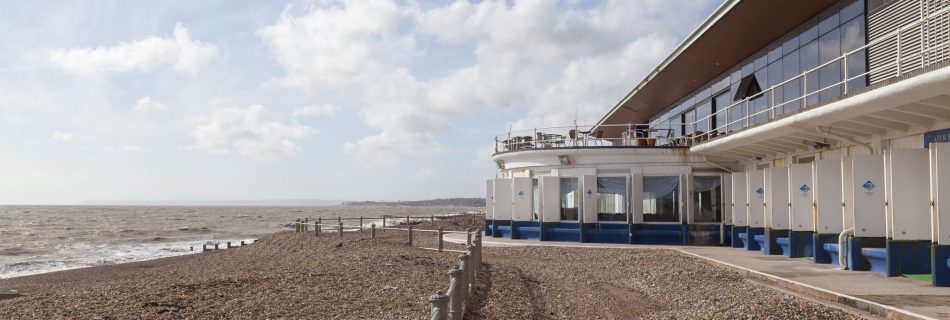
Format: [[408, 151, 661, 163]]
[[202, 244, 207, 252], [337, 216, 342, 228], [448, 267, 463, 320], [458, 253, 470, 309], [294, 219, 299, 232], [227, 241, 232, 248], [466, 244, 476, 289], [430, 291, 449, 320], [466, 229, 472, 247], [241, 240, 245, 246], [438, 227, 444, 252], [359, 216, 364, 233], [406, 215, 410, 227], [371, 223, 376, 238], [339, 222, 344, 237], [408, 225, 414, 246]]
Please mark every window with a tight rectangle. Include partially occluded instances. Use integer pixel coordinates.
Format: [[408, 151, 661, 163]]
[[695, 101, 711, 133], [597, 177, 627, 222], [781, 49, 802, 114], [711, 92, 729, 132], [560, 178, 578, 221], [692, 176, 723, 223], [532, 178, 539, 221], [643, 176, 679, 222], [818, 29, 842, 103], [681, 109, 696, 135], [841, 15, 867, 91]]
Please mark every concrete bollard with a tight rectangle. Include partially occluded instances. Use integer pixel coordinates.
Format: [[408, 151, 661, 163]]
[[448, 267, 463, 320], [408, 225, 414, 246], [429, 291, 449, 320], [371, 223, 376, 238], [339, 222, 344, 237], [438, 227, 444, 252], [458, 253, 470, 310]]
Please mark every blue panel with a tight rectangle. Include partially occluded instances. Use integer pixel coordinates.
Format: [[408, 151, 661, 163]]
[[512, 221, 541, 240], [813, 233, 839, 264], [541, 222, 580, 242], [631, 224, 686, 245], [885, 240, 931, 276], [788, 231, 814, 258], [723, 225, 733, 246], [687, 224, 723, 246], [862, 247, 888, 274], [937, 245, 950, 287], [745, 227, 765, 251], [582, 223, 629, 244], [776, 237, 791, 257], [731, 226, 747, 248], [764, 229, 788, 255], [484, 220, 493, 236], [493, 220, 512, 238]]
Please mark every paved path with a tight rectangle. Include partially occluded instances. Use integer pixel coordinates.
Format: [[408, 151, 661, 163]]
[[446, 234, 950, 320]]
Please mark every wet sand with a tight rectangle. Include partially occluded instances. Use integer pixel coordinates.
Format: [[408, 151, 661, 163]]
[[0, 217, 860, 319]]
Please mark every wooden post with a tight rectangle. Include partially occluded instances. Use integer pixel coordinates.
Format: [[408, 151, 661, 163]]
[[408, 225, 414, 246], [190, 246, 194, 251], [304, 218, 309, 232], [459, 253, 470, 301], [431, 214, 435, 224], [406, 215, 410, 227], [317, 217, 322, 236], [295, 219, 300, 232], [438, 227, 444, 252], [202, 244, 207, 252], [214, 243, 219, 250], [383, 215, 387, 231], [339, 221, 344, 237], [371, 223, 376, 238], [430, 292, 449, 320], [226, 241, 232, 248], [359, 216, 364, 233], [466, 229, 472, 247], [337, 216, 342, 227], [240, 240, 245, 246]]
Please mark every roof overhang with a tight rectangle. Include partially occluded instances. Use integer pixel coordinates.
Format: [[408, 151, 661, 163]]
[[594, 0, 839, 138]]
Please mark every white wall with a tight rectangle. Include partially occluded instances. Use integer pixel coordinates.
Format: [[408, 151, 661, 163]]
[[789, 163, 815, 232], [732, 172, 748, 226], [748, 170, 765, 228], [540, 176, 560, 223], [888, 148, 931, 240], [486, 180, 494, 220], [815, 159, 844, 234], [851, 154, 886, 237], [769, 167, 790, 230], [511, 177, 533, 221], [493, 178, 512, 220]]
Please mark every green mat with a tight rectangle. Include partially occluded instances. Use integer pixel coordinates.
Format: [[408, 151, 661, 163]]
[[902, 274, 932, 282]]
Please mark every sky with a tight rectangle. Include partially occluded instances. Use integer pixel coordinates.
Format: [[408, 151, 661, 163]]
[[0, 0, 720, 204]]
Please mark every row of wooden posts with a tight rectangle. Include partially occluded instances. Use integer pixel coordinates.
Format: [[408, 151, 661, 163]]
[[193, 240, 251, 252], [293, 216, 475, 253]]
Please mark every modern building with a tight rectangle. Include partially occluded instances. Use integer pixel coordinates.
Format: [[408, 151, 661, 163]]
[[485, 0, 950, 287]]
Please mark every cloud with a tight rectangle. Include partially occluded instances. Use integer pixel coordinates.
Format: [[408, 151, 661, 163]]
[[52, 131, 74, 141], [190, 105, 312, 160], [48, 24, 218, 75], [292, 104, 339, 118], [133, 96, 167, 112], [260, 0, 715, 163]]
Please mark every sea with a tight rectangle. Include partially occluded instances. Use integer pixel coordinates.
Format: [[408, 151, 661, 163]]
[[0, 205, 481, 279]]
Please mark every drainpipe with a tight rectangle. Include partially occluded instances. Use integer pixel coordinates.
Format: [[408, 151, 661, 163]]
[[838, 227, 854, 269]]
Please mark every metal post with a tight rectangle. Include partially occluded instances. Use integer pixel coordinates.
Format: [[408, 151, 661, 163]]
[[408, 225, 414, 246], [438, 227, 444, 252], [339, 222, 344, 237], [843, 54, 849, 94], [430, 292, 449, 320], [371, 223, 376, 238], [448, 267, 463, 320]]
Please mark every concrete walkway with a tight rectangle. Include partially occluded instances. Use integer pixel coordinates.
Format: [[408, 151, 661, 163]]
[[446, 234, 950, 320]]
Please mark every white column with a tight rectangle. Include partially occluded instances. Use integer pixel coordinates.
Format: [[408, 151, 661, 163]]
[[932, 143, 950, 245], [581, 175, 598, 223], [631, 173, 644, 224], [723, 173, 733, 225], [769, 167, 790, 230], [485, 180, 494, 220]]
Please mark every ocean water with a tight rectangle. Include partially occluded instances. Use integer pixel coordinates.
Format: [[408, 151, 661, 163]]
[[0, 205, 481, 279]]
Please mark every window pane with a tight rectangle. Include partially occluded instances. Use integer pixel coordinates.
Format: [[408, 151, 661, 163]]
[[818, 28, 841, 63], [695, 101, 711, 133], [712, 92, 730, 131], [560, 178, 578, 221], [597, 177, 627, 222], [693, 176, 723, 223], [782, 49, 802, 114], [841, 16, 867, 92], [643, 176, 679, 222], [800, 18, 819, 44], [840, 0, 864, 22], [782, 32, 800, 56], [801, 40, 820, 107], [768, 45, 783, 64], [818, 7, 839, 35], [818, 29, 842, 103]]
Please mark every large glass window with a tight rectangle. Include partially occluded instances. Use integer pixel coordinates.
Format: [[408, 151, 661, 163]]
[[712, 92, 730, 132], [597, 177, 627, 222], [781, 49, 802, 114], [841, 15, 867, 92], [560, 178, 578, 221], [818, 29, 842, 103], [692, 176, 723, 223], [643, 176, 679, 223], [695, 101, 711, 133], [682, 108, 696, 135]]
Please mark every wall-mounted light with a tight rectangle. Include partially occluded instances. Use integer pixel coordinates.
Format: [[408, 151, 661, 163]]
[[558, 155, 571, 165]]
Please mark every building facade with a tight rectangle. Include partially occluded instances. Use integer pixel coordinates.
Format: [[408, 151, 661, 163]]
[[486, 0, 950, 287]]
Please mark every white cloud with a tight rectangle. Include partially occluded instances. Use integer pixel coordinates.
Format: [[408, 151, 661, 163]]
[[122, 145, 142, 152], [48, 24, 218, 75], [190, 105, 312, 160], [52, 131, 74, 141], [292, 104, 339, 118], [133, 96, 167, 112], [260, 0, 714, 163]]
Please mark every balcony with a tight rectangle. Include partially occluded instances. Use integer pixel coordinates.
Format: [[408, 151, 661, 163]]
[[493, 123, 688, 155]]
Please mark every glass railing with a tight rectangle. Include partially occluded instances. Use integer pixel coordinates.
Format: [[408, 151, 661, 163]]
[[493, 123, 688, 154]]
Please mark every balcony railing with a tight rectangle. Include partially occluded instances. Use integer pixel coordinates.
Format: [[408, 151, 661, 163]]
[[680, 4, 950, 147], [494, 123, 689, 154]]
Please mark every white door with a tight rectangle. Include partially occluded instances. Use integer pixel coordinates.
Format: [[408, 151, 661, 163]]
[[769, 167, 790, 230], [540, 176, 560, 223], [933, 143, 950, 245], [512, 177, 532, 221], [789, 164, 815, 231], [851, 155, 886, 237], [493, 178, 512, 220], [732, 172, 748, 226], [888, 149, 930, 241], [816, 159, 844, 234], [748, 170, 765, 228]]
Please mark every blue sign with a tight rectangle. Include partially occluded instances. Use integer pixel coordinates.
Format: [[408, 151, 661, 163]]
[[517, 190, 524, 199], [755, 187, 764, 198], [925, 128, 950, 148], [862, 180, 876, 192], [799, 184, 811, 193], [586, 189, 593, 197]]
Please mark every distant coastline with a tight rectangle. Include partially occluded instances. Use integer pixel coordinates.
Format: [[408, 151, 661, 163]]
[[343, 197, 486, 207]]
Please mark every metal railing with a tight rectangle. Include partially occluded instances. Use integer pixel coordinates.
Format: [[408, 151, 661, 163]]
[[493, 6, 950, 154]]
